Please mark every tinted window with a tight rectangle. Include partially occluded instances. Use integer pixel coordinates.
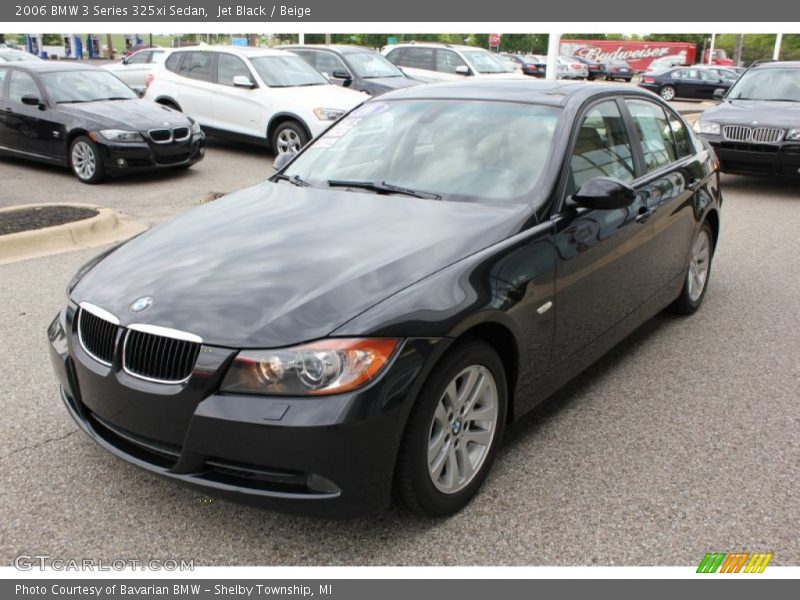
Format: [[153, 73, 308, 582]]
[[627, 99, 678, 172], [571, 101, 635, 189], [384, 48, 405, 65], [179, 52, 213, 82], [8, 70, 39, 103], [401, 47, 434, 70], [315, 52, 348, 76], [700, 69, 722, 82], [436, 49, 467, 74], [217, 53, 252, 86], [672, 70, 686, 79], [165, 52, 183, 73], [127, 51, 150, 64], [667, 111, 693, 158]]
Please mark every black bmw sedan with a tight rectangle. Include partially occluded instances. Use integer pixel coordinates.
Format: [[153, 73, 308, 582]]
[[49, 81, 722, 517], [0, 62, 205, 183], [639, 66, 735, 101], [693, 61, 800, 177]]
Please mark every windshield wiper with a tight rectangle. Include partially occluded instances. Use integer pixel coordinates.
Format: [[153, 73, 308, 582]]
[[103, 97, 133, 101], [327, 179, 441, 200], [273, 173, 312, 187]]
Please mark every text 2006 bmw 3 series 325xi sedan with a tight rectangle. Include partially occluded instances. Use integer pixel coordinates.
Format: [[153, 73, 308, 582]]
[[48, 80, 722, 518]]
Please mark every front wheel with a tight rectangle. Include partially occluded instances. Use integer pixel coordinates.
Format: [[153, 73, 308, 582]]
[[671, 222, 714, 314], [271, 121, 309, 159], [395, 340, 507, 516], [659, 85, 676, 101], [69, 136, 104, 184]]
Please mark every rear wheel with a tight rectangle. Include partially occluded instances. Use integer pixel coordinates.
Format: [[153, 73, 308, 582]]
[[271, 121, 309, 159], [396, 340, 507, 516], [671, 222, 714, 314], [659, 85, 676, 101], [69, 136, 104, 184]]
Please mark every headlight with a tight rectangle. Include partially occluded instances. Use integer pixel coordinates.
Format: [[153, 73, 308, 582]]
[[190, 119, 202, 135], [220, 338, 401, 396], [98, 129, 144, 143], [786, 129, 800, 141], [693, 121, 721, 135], [313, 107, 345, 121]]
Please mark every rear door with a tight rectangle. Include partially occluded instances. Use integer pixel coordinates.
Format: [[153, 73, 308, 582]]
[[550, 99, 655, 365], [624, 98, 703, 291], [387, 47, 439, 81], [212, 52, 263, 137], [173, 51, 217, 124]]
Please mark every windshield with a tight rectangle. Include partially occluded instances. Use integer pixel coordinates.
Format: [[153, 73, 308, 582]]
[[284, 99, 560, 203], [347, 52, 404, 78], [461, 50, 513, 74], [250, 55, 329, 87], [727, 68, 800, 101], [40, 70, 137, 103]]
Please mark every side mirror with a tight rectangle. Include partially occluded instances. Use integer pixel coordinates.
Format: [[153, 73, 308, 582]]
[[713, 88, 726, 100], [121, 57, 129, 65], [21, 94, 43, 108], [569, 177, 637, 210], [455, 65, 471, 76], [272, 152, 294, 171], [132, 86, 146, 98], [232, 75, 255, 89], [332, 69, 352, 80]]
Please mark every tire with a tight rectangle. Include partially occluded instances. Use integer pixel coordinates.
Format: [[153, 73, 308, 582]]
[[670, 221, 714, 315], [395, 339, 508, 517], [659, 85, 676, 101], [69, 136, 104, 184], [271, 120, 309, 159]]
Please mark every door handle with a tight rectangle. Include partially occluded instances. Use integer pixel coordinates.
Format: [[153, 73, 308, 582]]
[[635, 207, 655, 223]]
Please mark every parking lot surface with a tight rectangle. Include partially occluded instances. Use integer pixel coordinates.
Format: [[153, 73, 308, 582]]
[[1, 140, 798, 566]]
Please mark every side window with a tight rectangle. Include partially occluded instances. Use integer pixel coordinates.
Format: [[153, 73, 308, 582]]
[[666, 110, 693, 158], [291, 50, 315, 67], [165, 52, 184, 73], [700, 69, 721, 82], [217, 53, 252, 86], [127, 51, 150, 64], [626, 99, 678, 172], [150, 50, 166, 64], [402, 47, 435, 70], [571, 100, 635, 190], [384, 48, 404, 66], [436, 49, 467, 74], [0, 69, 7, 98], [315, 52, 347, 77], [686, 69, 700, 79], [8, 70, 39, 104], [672, 70, 685, 79], [179, 52, 213, 82]]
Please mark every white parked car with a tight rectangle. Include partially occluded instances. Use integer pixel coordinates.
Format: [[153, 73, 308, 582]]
[[145, 46, 368, 156], [557, 57, 588, 79], [101, 47, 171, 91], [382, 43, 527, 82]]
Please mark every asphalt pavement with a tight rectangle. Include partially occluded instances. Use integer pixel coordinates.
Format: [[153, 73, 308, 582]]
[[0, 138, 798, 566]]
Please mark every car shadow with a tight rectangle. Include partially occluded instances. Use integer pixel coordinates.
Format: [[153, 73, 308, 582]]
[[720, 173, 800, 198]]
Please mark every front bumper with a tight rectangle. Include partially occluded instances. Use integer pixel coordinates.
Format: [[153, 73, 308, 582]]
[[97, 133, 206, 177], [48, 306, 443, 517], [701, 135, 800, 177]]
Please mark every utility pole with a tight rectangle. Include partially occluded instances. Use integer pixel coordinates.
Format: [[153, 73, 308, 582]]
[[325, 33, 331, 45], [773, 33, 783, 60], [733, 34, 744, 67], [546, 33, 560, 81], [106, 33, 114, 59]]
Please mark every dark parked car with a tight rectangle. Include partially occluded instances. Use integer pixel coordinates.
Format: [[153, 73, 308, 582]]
[[280, 44, 420, 96], [604, 59, 633, 82], [570, 55, 606, 80], [694, 61, 800, 177], [0, 62, 205, 183], [639, 66, 735, 101], [499, 53, 546, 77], [50, 80, 721, 517]]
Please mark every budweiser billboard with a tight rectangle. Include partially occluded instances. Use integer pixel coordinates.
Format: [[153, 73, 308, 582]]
[[561, 39, 698, 71]]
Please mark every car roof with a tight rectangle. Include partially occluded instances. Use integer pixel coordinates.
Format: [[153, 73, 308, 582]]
[[0, 61, 99, 73], [285, 44, 376, 55], [387, 43, 485, 51], [751, 60, 800, 70], [378, 78, 654, 107], [170, 45, 290, 58]]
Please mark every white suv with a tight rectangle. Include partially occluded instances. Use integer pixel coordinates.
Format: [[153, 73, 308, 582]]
[[382, 43, 526, 82], [145, 46, 368, 156]]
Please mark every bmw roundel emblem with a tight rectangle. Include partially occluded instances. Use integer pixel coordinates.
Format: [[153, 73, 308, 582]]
[[130, 296, 153, 313]]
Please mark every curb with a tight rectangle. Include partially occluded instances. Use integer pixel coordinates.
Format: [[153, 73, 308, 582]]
[[0, 203, 148, 266]]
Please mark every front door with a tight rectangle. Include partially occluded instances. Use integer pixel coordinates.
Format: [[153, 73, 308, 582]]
[[2, 69, 63, 160]]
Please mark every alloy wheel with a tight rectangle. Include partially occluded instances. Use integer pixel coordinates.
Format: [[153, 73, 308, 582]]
[[687, 228, 711, 301], [427, 365, 499, 495], [71, 141, 96, 180], [276, 129, 302, 156], [660, 86, 676, 101]]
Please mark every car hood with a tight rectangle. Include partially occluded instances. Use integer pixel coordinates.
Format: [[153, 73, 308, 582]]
[[59, 99, 190, 130], [363, 76, 420, 90], [72, 182, 529, 348], [270, 83, 368, 110], [701, 99, 800, 128]]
